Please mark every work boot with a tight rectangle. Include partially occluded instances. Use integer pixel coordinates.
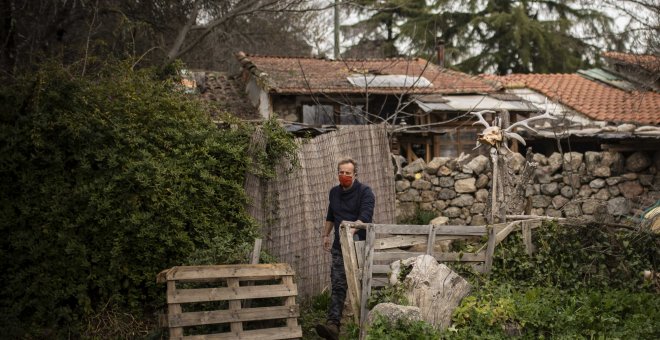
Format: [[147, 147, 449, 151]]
[[315, 322, 339, 340]]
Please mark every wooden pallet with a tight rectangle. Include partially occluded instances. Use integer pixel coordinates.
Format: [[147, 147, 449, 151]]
[[157, 263, 302, 339]]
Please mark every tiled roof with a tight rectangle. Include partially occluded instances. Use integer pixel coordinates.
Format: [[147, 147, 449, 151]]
[[483, 73, 660, 125], [602, 51, 660, 73], [195, 71, 261, 120], [236, 52, 498, 95]]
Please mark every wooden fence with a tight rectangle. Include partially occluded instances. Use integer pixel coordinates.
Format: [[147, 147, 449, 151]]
[[339, 218, 544, 326], [157, 263, 302, 339]]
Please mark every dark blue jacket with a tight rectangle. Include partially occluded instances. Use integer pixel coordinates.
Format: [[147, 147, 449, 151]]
[[326, 180, 375, 250]]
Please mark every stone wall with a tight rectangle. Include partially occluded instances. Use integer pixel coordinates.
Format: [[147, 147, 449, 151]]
[[395, 151, 660, 224]]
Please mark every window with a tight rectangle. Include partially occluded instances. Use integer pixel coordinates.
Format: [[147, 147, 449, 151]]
[[302, 105, 334, 125], [340, 105, 366, 125]]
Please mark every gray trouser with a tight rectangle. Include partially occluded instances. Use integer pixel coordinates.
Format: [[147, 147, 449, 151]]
[[328, 248, 347, 325]]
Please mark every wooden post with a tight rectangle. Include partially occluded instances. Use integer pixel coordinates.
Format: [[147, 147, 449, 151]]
[[426, 224, 436, 255], [282, 275, 299, 331], [359, 225, 376, 338], [227, 278, 243, 334], [250, 238, 262, 264], [522, 221, 534, 256], [340, 223, 361, 323], [483, 225, 496, 273], [167, 281, 183, 339], [489, 147, 498, 224]]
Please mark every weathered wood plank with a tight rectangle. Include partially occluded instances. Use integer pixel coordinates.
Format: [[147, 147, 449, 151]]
[[371, 277, 390, 288], [359, 225, 376, 330], [159, 264, 294, 282], [355, 240, 365, 269], [374, 252, 425, 263], [368, 224, 487, 236], [170, 284, 297, 304], [522, 222, 534, 256], [183, 326, 303, 340], [168, 305, 300, 328], [282, 276, 299, 330], [426, 225, 436, 255], [227, 278, 243, 333], [373, 235, 428, 250], [435, 252, 486, 262], [167, 281, 183, 338], [483, 226, 496, 273], [340, 225, 361, 324]]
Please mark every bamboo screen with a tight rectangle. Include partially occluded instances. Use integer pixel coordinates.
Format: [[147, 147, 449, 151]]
[[244, 124, 396, 297]]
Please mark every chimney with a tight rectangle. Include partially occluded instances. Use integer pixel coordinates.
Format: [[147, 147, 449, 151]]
[[436, 39, 445, 68]]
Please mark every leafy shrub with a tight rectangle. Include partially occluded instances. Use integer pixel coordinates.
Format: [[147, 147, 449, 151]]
[[0, 61, 295, 336], [365, 314, 440, 340]]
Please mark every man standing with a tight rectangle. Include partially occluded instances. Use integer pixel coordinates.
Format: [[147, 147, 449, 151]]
[[316, 158, 375, 340]]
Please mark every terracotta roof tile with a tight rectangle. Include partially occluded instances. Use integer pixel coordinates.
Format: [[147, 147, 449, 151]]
[[237, 52, 497, 95], [484, 73, 660, 125], [196, 71, 261, 120], [602, 52, 660, 73]]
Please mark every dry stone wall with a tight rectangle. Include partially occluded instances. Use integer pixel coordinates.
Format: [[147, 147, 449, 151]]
[[396, 151, 660, 224]]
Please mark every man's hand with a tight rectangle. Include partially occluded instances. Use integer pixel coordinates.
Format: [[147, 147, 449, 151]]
[[323, 235, 332, 252]]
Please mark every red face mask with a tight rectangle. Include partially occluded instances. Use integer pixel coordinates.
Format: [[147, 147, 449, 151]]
[[339, 175, 353, 188]]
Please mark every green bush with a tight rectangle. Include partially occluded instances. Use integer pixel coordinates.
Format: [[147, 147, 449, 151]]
[[0, 61, 279, 336], [365, 314, 441, 340]]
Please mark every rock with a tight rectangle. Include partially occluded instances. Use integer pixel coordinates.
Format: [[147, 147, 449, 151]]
[[581, 199, 602, 214], [433, 200, 447, 211], [437, 176, 454, 188], [426, 157, 450, 174], [563, 174, 581, 188], [475, 189, 489, 202], [366, 303, 423, 328], [563, 152, 583, 172], [622, 173, 638, 181], [608, 185, 620, 197], [449, 218, 466, 225], [533, 153, 548, 165], [607, 197, 630, 215], [537, 174, 552, 184], [437, 166, 452, 176], [470, 203, 486, 214], [437, 188, 457, 200], [450, 194, 475, 207], [547, 152, 562, 173], [443, 207, 461, 218], [563, 202, 582, 217], [412, 179, 432, 190], [594, 188, 610, 201], [465, 155, 489, 175], [470, 215, 487, 225], [541, 183, 559, 195], [593, 166, 611, 177], [606, 177, 622, 186], [639, 174, 653, 187], [578, 185, 593, 198], [530, 208, 545, 216], [454, 173, 473, 180], [398, 189, 419, 202], [552, 195, 569, 209], [397, 202, 416, 218], [419, 202, 433, 211], [531, 195, 551, 208], [546, 208, 563, 218], [455, 178, 477, 193], [421, 190, 436, 202], [430, 216, 449, 225], [560, 185, 574, 198], [396, 180, 411, 192], [403, 158, 426, 179], [589, 178, 606, 189], [461, 166, 474, 175], [506, 152, 526, 173], [604, 152, 625, 175], [625, 151, 651, 172], [475, 174, 489, 189], [618, 181, 644, 199]]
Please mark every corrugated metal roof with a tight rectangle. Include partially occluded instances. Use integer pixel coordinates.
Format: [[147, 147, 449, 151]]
[[577, 68, 637, 92], [415, 95, 540, 112]]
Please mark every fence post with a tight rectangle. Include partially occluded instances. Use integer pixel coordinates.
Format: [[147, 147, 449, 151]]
[[359, 224, 376, 337], [166, 281, 183, 338], [483, 225, 496, 273], [340, 223, 361, 323]]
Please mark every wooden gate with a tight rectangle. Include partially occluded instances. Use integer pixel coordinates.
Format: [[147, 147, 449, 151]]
[[339, 219, 544, 326], [157, 263, 302, 339]]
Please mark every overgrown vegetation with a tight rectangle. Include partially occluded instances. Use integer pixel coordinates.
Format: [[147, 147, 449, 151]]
[[300, 221, 660, 339], [0, 59, 298, 337]]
